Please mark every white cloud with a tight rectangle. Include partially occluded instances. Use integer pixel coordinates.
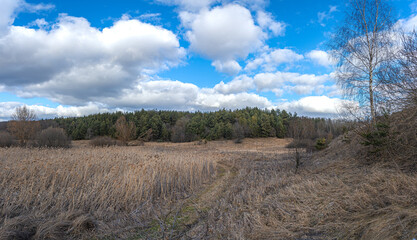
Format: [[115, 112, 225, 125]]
[[253, 72, 285, 90], [101, 77, 269, 111], [211, 60, 242, 75], [213, 75, 254, 94], [256, 11, 286, 36], [253, 71, 331, 93], [0, 78, 273, 119], [0, 0, 353, 119], [317, 5, 338, 27], [245, 48, 303, 71], [221, 0, 267, 11], [286, 85, 316, 95], [0, 0, 54, 36], [0, 102, 109, 121], [103, 79, 200, 110], [20, 1, 54, 13], [399, 14, 417, 32], [280, 96, 354, 117], [307, 50, 336, 67], [196, 90, 273, 110], [1, 94, 351, 120], [0, 14, 185, 105], [0, 0, 20, 36], [181, 4, 264, 74]]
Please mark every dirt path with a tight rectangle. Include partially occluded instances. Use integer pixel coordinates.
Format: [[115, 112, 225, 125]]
[[171, 161, 237, 239]]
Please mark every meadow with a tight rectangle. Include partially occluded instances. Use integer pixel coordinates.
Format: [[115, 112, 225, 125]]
[[0, 142, 217, 239], [1, 137, 416, 239]]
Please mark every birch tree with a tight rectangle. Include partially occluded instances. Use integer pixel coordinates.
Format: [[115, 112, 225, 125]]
[[329, 0, 395, 125]]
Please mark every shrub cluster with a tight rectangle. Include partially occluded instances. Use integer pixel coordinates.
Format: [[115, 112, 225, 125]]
[[90, 136, 117, 147], [0, 131, 14, 147], [35, 127, 71, 148]]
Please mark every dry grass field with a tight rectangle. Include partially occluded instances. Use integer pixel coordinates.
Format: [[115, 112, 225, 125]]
[[0, 143, 217, 239], [1, 137, 417, 239]]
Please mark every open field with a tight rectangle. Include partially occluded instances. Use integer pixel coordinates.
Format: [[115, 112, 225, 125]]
[[0, 141, 219, 239], [1, 137, 417, 239]]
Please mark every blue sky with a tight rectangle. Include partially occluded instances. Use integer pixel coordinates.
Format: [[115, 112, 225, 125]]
[[0, 0, 416, 120]]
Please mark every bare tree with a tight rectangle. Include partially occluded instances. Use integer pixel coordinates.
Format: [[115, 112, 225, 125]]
[[115, 116, 136, 144], [329, 0, 395, 125], [380, 30, 417, 109], [7, 105, 40, 145], [288, 118, 305, 174]]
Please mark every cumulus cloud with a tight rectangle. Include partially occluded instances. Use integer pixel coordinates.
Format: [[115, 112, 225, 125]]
[[307, 50, 336, 67], [0, 0, 21, 36], [1, 94, 350, 120], [195, 90, 273, 110], [253, 71, 331, 94], [0, 78, 273, 119], [0, 14, 185, 105], [0, 0, 54, 36], [399, 14, 417, 32], [256, 11, 286, 36], [181, 4, 264, 74], [280, 96, 354, 117], [0, 102, 109, 121], [103, 79, 200, 110], [245, 48, 303, 71], [211, 60, 242, 75], [213, 75, 254, 94], [99, 77, 270, 111], [0, 0, 351, 120]]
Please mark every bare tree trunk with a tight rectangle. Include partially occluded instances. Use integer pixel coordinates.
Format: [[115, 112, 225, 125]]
[[369, 74, 376, 126]]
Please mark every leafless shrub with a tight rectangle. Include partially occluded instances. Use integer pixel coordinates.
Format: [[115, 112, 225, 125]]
[[380, 31, 417, 110], [171, 117, 191, 143], [115, 116, 136, 144], [0, 131, 14, 147], [7, 105, 40, 145], [232, 122, 244, 144], [35, 127, 71, 148], [89, 136, 117, 147]]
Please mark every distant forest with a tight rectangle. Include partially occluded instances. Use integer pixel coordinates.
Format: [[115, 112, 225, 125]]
[[36, 108, 346, 142]]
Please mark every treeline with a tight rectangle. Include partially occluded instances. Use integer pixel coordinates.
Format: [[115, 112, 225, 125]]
[[52, 108, 346, 142]]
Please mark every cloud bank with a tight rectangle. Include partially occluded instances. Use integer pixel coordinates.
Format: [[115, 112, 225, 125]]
[[0, 0, 353, 120]]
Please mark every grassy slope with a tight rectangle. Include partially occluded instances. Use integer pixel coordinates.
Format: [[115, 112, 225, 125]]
[[173, 136, 417, 239]]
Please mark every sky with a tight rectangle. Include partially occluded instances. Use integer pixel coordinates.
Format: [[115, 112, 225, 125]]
[[0, 0, 416, 121]]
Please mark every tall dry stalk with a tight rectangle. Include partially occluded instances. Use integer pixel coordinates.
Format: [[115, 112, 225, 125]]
[[0, 145, 216, 239]]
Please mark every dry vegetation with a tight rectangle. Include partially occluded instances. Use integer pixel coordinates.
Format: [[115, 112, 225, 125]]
[[0, 144, 216, 239], [186, 138, 417, 239], [1, 135, 416, 239]]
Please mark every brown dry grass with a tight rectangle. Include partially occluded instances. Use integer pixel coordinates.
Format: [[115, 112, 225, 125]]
[[179, 138, 417, 240], [1, 137, 416, 239], [0, 145, 216, 239]]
